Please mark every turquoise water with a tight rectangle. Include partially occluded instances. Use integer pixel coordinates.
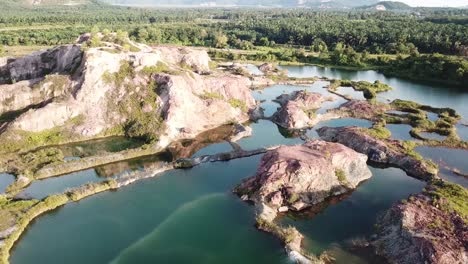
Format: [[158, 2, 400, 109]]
[[17, 169, 104, 200], [11, 65, 468, 264], [191, 142, 233, 157], [11, 157, 288, 264], [18, 153, 173, 199], [281, 167, 424, 260]]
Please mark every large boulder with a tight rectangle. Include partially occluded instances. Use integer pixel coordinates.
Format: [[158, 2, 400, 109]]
[[373, 181, 468, 264], [317, 126, 438, 180], [236, 140, 371, 211], [272, 90, 337, 129]]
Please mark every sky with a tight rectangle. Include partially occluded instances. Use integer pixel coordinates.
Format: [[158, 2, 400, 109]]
[[398, 0, 468, 7]]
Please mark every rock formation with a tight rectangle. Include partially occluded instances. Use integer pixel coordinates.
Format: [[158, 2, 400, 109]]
[[317, 126, 438, 180], [0, 45, 83, 84], [0, 38, 257, 152], [373, 180, 468, 264], [236, 140, 371, 212], [272, 90, 337, 129], [335, 100, 389, 121]]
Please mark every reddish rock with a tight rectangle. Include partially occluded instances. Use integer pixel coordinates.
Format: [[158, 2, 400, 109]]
[[272, 90, 336, 129], [235, 140, 371, 211], [317, 126, 438, 180], [337, 100, 389, 120], [373, 186, 468, 264]]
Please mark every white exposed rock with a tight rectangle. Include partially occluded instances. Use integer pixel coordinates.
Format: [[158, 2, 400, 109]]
[[0, 42, 256, 150]]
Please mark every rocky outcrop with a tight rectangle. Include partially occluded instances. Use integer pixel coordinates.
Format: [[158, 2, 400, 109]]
[[236, 140, 371, 212], [0, 39, 256, 152], [230, 123, 252, 142], [373, 181, 467, 264], [317, 126, 438, 180], [335, 100, 389, 121], [0, 45, 82, 84], [272, 90, 337, 129]]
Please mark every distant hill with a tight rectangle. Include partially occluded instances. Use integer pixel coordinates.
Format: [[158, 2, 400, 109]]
[[101, 0, 380, 8], [358, 1, 412, 11]]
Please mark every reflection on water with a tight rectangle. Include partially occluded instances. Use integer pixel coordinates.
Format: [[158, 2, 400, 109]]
[[419, 132, 446, 141], [415, 146, 468, 187], [280, 167, 424, 260], [280, 65, 468, 115], [386, 124, 413, 141], [51, 136, 145, 159]]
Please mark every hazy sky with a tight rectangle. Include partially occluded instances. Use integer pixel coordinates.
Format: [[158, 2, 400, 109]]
[[399, 0, 467, 7]]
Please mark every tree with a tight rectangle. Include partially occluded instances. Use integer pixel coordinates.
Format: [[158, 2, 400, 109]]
[[137, 28, 149, 42], [311, 38, 328, 53], [258, 37, 270, 47], [214, 33, 228, 49]]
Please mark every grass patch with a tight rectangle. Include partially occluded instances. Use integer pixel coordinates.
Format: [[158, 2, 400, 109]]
[[335, 169, 347, 185], [66, 179, 117, 201], [426, 179, 468, 222], [364, 123, 391, 140], [256, 217, 298, 244], [228, 98, 248, 112], [140, 62, 171, 75], [199, 91, 225, 100], [329, 79, 391, 99]]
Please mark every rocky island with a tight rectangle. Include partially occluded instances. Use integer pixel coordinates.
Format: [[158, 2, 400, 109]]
[[235, 140, 372, 262]]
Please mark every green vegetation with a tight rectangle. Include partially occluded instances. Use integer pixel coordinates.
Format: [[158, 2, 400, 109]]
[[18, 148, 64, 177], [199, 92, 225, 100], [255, 217, 298, 244], [329, 79, 392, 99], [140, 62, 170, 75], [387, 99, 467, 148], [103, 60, 165, 143], [0, 194, 68, 263], [103, 60, 135, 87], [287, 193, 300, 204], [228, 98, 248, 112], [0, 4, 466, 85], [426, 179, 468, 222], [364, 123, 392, 140], [335, 169, 347, 185], [66, 179, 117, 201]]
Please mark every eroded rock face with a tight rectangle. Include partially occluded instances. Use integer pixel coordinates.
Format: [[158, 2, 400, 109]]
[[272, 90, 337, 129], [317, 126, 438, 180], [236, 140, 371, 211], [0, 40, 255, 150], [373, 192, 467, 264], [0, 45, 83, 84]]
